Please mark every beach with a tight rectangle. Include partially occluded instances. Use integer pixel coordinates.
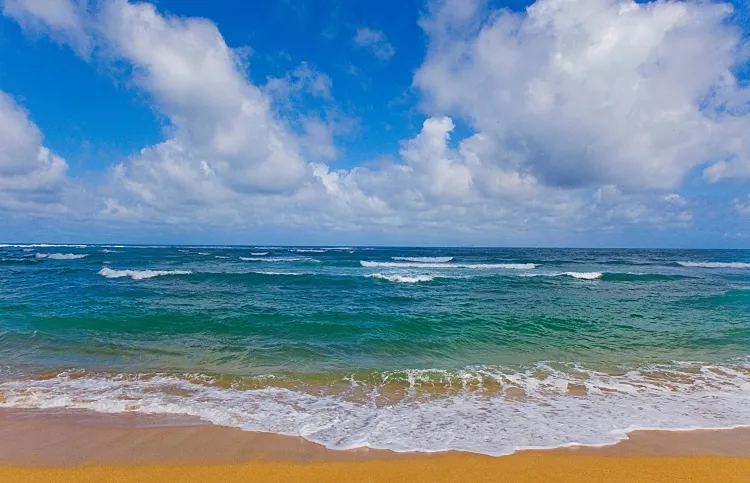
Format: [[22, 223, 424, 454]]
[[1, 408, 749, 482], [3, 0, 750, 476], [1, 245, 749, 480]]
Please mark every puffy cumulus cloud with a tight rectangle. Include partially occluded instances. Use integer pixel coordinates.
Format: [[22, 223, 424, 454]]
[[308, 117, 692, 240], [6, 0, 312, 205], [399, 117, 472, 200], [4, 0, 326, 212], [415, 0, 750, 191], [353, 27, 395, 61], [95, 0, 308, 195], [312, 118, 596, 233], [0, 0, 715, 242], [0, 91, 72, 212]]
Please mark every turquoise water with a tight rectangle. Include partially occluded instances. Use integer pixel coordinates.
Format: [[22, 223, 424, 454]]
[[1, 245, 749, 454]]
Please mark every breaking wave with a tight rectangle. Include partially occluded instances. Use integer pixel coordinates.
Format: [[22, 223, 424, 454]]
[[367, 273, 435, 283], [361, 261, 536, 270], [97, 267, 192, 280], [240, 257, 319, 262], [1, 361, 749, 456], [392, 256, 453, 263], [678, 261, 750, 269], [563, 272, 603, 280], [35, 253, 88, 260]]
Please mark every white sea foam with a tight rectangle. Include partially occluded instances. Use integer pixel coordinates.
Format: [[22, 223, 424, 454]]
[[368, 273, 434, 283], [392, 257, 454, 263], [678, 261, 750, 269], [215, 256, 230, 259], [521, 272, 603, 280], [250, 252, 269, 256], [241, 257, 318, 262], [98, 267, 192, 280], [564, 272, 603, 280], [361, 261, 535, 270], [35, 253, 88, 260], [100, 249, 122, 254], [1, 362, 749, 456]]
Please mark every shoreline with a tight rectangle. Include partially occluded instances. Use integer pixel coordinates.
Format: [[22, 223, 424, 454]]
[[1, 407, 750, 465], [1, 409, 749, 482]]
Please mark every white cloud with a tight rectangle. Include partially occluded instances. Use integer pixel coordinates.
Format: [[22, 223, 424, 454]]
[[0, 91, 71, 212], [354, 27, 395, 61], [735, 196, 750, 215], [2, 0, 92, 54], [265, 62, 332, 101], [95, 0, 308, 196], [5, 0, 741, 242], [414, 0, 750, 191], [265, 62, 339, 162]]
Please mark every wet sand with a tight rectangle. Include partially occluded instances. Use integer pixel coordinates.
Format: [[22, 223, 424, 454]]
[[1, 408, 749, 481]]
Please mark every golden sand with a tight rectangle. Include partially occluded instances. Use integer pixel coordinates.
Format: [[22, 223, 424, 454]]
[[3, 455, 750, 483], [1, 409, 749, 482]]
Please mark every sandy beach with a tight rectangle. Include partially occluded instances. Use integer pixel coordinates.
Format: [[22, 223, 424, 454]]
[[1, 408, 749, 482]]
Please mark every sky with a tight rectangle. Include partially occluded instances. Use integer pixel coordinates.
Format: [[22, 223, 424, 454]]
[[0, 0, 749, 247]]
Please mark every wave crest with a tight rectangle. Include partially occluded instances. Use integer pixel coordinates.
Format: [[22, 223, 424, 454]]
[[367, 273, 434, 283], [392, 256, 453, 263], [98, 267, 192, 280], [564, 272, 602, 280], [35, 253, 88, 260], [361, 261, 535, 269], [678, 261, 750, 269], [240, 257, 318, 262]]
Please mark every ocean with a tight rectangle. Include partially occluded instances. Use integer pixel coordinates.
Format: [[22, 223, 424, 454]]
[[0, 245, 748, 455]]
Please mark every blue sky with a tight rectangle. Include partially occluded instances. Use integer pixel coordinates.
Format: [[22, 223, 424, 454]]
[[0, 0, 749, 247]]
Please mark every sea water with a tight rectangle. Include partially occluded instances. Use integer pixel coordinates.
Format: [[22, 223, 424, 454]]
[[0, 245, 748, 454]]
